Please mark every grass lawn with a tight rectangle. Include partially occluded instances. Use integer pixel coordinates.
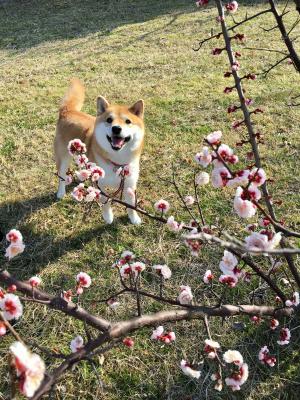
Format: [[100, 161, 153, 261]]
[[0, 0, 300, 399]]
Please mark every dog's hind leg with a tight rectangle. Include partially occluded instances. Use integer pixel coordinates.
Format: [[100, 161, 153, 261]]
[[55, 137, 71, 199], [101, 195, 114, 224]]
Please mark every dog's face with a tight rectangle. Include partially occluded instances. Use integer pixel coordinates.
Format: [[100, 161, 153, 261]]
[[94, 96, 144, 156]]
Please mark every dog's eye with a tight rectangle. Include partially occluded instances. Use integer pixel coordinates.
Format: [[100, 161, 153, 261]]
[[125, 119, 131, 124], [106, 117, 113, 124]]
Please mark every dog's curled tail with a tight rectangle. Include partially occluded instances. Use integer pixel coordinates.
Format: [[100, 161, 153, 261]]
[[59, 78, 85, 118]]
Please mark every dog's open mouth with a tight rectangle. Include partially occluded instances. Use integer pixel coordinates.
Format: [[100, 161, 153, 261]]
[[107, 135, 130, 151]]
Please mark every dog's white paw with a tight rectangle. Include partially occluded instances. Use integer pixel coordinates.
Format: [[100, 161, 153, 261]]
[[129, 213, 142, 225], [56, 189, 65, 199], [103, 209, 114, 224]]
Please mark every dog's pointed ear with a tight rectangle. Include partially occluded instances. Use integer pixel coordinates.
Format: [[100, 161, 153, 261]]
[[129, 99, 144, 119], [97, 96, 109, 115]]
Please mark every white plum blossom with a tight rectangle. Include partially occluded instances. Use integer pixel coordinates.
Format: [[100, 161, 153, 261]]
[[195, 171, 210, 186], [204, 339, 220, 359], [29, 276, 42, 287], [72, 183, 85, 201], [0, 293, 23, 321], [76, 272, 92, 288], [167, 216, 183, 232], [245, 231, 282, 252], [234, 187, 257, 218], [180, 360, 201, 379], [206, 130, 222, 144], [152, 264, 172, 279], [195, 146, 212, 167], [151, 326, 164, 340], [178, 285, 193, 304], [131, 261, 146, 276], [120, 264, 132, 278], [154, 199, 170, 214], [68, 138, 86, 155], [285, 292, 300, 307], [184, 195, 195, 206], [258, 346, 276, 367], [10, 341, 45, 398], [223, 350, 244, 365], [70, 335, 84, 353], [120, 251, 135, 264], [277, 328, 291, 345], [203, 269, 214, 284], [5, 242, 25, 260]]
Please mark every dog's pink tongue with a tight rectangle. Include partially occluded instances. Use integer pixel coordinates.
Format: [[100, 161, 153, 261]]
[[112, 137, 125, 148]]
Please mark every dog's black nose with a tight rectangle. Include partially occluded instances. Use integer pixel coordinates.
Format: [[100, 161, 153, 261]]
[[112, 125, 122, 135]]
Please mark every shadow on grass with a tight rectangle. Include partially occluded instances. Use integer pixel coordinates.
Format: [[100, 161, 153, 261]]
[[0, 192, 124, 278], [0, 0, 193, 51], [0, 0, 271, 51]]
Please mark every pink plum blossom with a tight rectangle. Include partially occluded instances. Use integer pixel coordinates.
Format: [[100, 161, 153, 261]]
[[6, 229, 23, 243], [228, 170, 250, 188], [285, 292, 300, 307], [29, 276, 41, 287], [167, 216, 183, 232], [0, 322, 6, 336], [75, 169, 91, 182], [277, 328, 291, 345], [196, 0, 209, 6], [184, 195, 195, 206], [74, 154, 88, 167], [225, 363, 249, 391], [203, 269, 214, 284], [195, 146, 212, 167], [219, 274, 238, 288], [152, 264, 172, 279], [206, 131, 222, 144], [211, 167, 232, 188], [76, 272, 92, 288], [85, 186, 101, 202], [151, 326, 176, 343], [180, 360, 201, 379], [131, 261, 146, 276], [249, 168, 267, 187], [107, 298, 120, 309], [120, 264, 132, 278], [151, 326, 164, 340], [63, 290, 72, 302], [65, 174, 73, 185], [0, 293, 23, 321], [245, 231, 282, 252], [270, 318, 279, 330], [219, 250, 238, 276], [123, 337, 134, 347], [72, 183, 85, 201], [120, 251, 135, 264], [91, 166, 105, 181], [195, 171, 210, 186], [70, 335, 84, 352], [68, 139, 86, 156], [10, 341, 45, 398], [225, 1, 239, 13], [234, 187, 257, 218], [178, 285, 193, 305], [154, 199, 170, 214], [258, 346, 276, 367]]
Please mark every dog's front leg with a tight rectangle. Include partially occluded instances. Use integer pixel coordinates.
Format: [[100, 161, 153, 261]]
[[123, 187, 142, 225], [101, 195, 114, 224]]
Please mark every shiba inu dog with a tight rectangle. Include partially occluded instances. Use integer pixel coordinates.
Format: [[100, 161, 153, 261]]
[[54, 79, 145, 225]]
